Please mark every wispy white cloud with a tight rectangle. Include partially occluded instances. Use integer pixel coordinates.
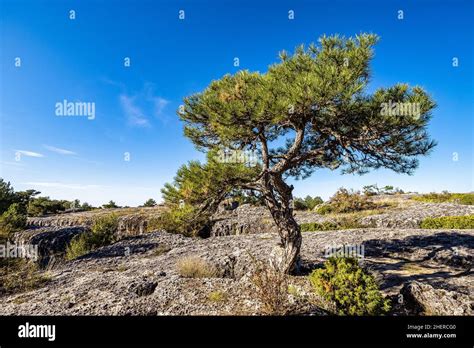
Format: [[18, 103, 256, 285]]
[[151, 97, 169, 118], [119, 94, 151, 127], [1, 160, 26, 167], [43, 145, 77, 155], [100, 77, 126, 90], [15, 150, 44, 158], [119, 83, 170, 127], [144, 83, 169, 119]]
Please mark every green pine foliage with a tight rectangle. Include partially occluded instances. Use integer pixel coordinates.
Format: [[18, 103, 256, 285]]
[[142, 199, 157, 207], [180, 34, 436, 178], [152, 204, 210, 237], [102, 200, 120, 209], [309, 257, 390, 315], [160, 151, 260, 236]]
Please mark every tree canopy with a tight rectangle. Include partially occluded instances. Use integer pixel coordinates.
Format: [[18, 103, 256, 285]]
[[180, 34, 435, 180]]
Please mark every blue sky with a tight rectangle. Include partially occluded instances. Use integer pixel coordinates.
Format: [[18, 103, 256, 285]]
[[1, 0, 473, 206]]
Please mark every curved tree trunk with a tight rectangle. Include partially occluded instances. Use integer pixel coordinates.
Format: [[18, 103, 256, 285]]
[[270, 206, 302, 274], [262, 174, 302, 274]]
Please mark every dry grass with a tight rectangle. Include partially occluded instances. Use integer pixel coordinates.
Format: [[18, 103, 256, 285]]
[[208, 290, 227, 302], [251, 260, 290, 315], [177, 256, 218, 278], [0, 259, 51, 296]]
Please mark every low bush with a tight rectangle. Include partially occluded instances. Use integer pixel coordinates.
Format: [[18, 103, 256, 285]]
[[309, 257, 390, 315], [177, 256, 217, 278], [315, 204, 333, 215], [65, 234, 91, 260], [420, 215, 474, 229], [413, 192, 474, 205], [148, 205, 210, 237], [66, 214, 119, 260], [300, 221, 339, 232], [316, 188, 376, 215]]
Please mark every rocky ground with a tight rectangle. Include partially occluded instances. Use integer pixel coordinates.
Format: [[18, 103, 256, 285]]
[[212, 199, 474, 234], [1, 196, 473, 316]]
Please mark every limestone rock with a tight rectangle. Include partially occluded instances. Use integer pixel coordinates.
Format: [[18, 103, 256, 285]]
[[13, 226, 88, 267], [1, 228, 472, 315], [400, 281, 473, 315]]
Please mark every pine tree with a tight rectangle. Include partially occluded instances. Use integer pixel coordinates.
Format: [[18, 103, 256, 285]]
[[176, 34, 436, 273]]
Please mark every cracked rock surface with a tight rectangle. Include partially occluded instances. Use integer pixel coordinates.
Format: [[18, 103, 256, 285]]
[[1, 228, 472, 315]]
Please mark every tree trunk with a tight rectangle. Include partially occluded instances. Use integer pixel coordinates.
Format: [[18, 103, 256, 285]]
[[262, 174, 302, 274], [271, 207, 302, 274]]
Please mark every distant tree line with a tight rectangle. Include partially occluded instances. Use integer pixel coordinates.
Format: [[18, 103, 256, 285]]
[[362, 184, 405, 196]]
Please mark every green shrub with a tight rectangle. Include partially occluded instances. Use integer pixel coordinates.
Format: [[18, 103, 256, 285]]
[[315, 204, 333, 215], [413, 192, 474, 205], [90, 213, 119, 244], [65, 234, 90, 260], [309, 257, 390, 315], [300, 221, 339, 232], [294, 195, 324, 211], [0, 203, 27, 238], [27, 196, 70, 216], [293, 198, 308, 211], [150, 205, 210, 237], [317, 188, 376, 215], [420, 215, 474, 229], [453, 193, 474, 205], [66, 214, 119, 260]]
